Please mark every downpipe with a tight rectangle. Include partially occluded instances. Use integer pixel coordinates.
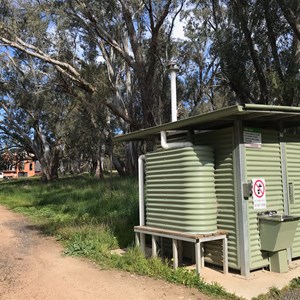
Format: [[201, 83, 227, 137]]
[[160, 131, 193, 150], [138, 155, 146, 226], [138, 155, 146, 252]]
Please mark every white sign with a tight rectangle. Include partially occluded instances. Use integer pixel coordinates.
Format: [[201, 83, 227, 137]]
[[252, 178, 266, 209], [244, 128, 262, 148]]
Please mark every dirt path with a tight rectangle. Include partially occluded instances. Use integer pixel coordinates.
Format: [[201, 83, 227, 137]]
[[0, 206, 210, 300]]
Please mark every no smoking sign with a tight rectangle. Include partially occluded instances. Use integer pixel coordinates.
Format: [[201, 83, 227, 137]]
[[252, 178, 266, 209]]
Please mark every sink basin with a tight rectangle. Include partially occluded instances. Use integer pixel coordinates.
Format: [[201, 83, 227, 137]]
[[258, 214, 300, 252], [257, 211, 300, 273]]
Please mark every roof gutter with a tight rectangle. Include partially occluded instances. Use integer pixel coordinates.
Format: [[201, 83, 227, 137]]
[[243, 104, 300, 113]]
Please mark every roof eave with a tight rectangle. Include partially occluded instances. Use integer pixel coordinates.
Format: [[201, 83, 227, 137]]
[[113, 105, 243, 142], [113, 104, 300, 142]]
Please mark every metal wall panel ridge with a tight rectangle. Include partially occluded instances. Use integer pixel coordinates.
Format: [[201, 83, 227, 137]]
[[284, 133, 300, 258], [194, 128, 238, 269], [245, 129, 283, 270]]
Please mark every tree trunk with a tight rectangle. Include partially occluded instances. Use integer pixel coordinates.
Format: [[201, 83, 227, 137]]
[[94, 156, 104, 179], [282, 37, 300, 105], [276, 0, 300, 41], [39, 150, 60, 182], [263, 0, 284, 83], [234, 0, 269, 104], [125, 141, 138, 175], [112, 155, 126, 176]]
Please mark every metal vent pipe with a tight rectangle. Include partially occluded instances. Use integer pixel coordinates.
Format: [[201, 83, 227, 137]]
[[167, 61, 179, 122]]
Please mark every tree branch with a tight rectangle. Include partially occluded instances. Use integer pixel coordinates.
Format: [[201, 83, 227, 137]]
[[234, 0, 269, 103], [276, 0, 300, 41], [74, 0, 135, 68], [0, 35, 95, 93], [263, 0, 284, 81]]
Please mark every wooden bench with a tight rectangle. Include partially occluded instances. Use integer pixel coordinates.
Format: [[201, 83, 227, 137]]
[[134, 226, 228, 275]]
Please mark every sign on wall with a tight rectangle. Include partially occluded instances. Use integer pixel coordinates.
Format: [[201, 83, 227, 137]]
[[244, 128, 262, 148], [252, 178, 266, 209]]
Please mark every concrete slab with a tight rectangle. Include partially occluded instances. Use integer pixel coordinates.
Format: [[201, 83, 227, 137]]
[[200, 260, 300, 299], [111, 247, 300, 299]]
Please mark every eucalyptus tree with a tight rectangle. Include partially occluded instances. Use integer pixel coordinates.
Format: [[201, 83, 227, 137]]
[[0, 0, 186, 128], [275, 0, 300, 41], [0, 47, 78, 181], [0, 146, 30, 174], [185, 0, 300, 106], [62, 82, 127, 178], [177, 9, 234, 115], [0, 0, 188, 175], [0, 1, 80, 181], [60, 0, 187, 127]]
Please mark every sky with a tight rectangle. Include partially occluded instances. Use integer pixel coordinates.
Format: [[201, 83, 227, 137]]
[[172, 16, 186, 40]]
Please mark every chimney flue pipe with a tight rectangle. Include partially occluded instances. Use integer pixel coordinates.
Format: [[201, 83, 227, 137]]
[[167, 61, 179, 122]]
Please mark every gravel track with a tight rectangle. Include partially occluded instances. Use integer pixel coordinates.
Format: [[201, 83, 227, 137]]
[[0, 205, 209, 300]]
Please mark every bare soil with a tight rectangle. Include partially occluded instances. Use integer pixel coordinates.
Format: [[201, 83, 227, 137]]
[[0, 205, 210, 300]]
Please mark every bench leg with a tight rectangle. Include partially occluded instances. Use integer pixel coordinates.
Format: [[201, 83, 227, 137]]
[[195, 241, 201, 274], [201, 242, 205, 267], [152, 235, 157, 258], [223, 236, 228, 274], [135, 232, 140, 246], [140, 233, 146, 255], [172, 239, 178, 269]]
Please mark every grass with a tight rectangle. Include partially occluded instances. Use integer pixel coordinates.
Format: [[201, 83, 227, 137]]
[[0, 175, 138, 247], [252, 277, 300, 299], [0, 175, 298, 299]]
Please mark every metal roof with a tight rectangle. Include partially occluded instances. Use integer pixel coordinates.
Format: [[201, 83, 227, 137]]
[[113, 104, 300, 142]]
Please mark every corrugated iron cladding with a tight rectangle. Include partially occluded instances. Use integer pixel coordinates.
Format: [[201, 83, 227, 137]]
[[246, 129, 283, 270], [284, 134, 300, 258]]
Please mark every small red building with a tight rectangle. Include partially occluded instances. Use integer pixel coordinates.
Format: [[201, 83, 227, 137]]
[[2, 160, 41, 178]]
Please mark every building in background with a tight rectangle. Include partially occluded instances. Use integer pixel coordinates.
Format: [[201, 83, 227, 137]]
[[0, 150, 41, 179]]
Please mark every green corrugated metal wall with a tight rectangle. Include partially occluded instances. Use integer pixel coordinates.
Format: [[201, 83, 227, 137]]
[[145, 146, 217, 233], [145, 126, 300, 273], [194, 128, 239, 269], [284, 133, 300, 258], [245, 129, 284, 270]]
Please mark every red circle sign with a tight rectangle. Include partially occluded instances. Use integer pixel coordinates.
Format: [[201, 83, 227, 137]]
[[253, 180, 265, 198]]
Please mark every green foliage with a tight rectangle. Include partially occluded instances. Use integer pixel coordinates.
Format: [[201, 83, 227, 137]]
[[252, 277, 300, 299], [289, 277, 300, 289], [109, 248, 241, 300], [0, 175, 138, 248], [61, 225, 118, 258], [182, 0, 300, 107]]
